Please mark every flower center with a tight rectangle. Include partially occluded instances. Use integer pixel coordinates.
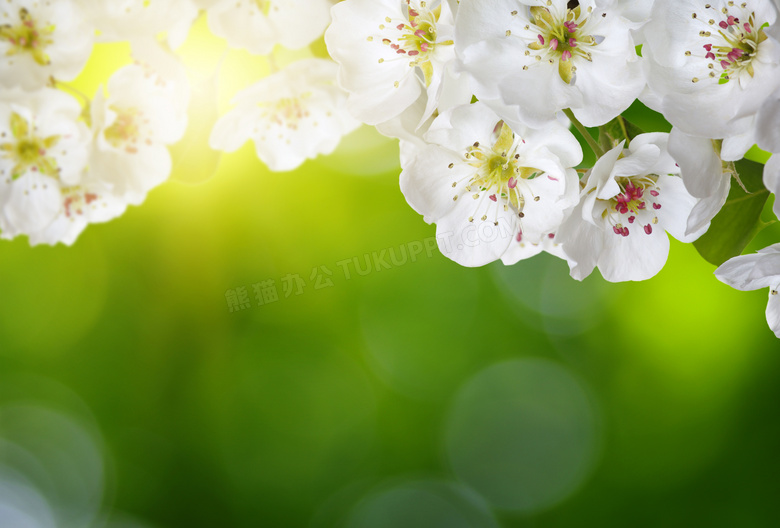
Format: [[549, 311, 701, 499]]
[[259, 93, 312, 131], [448, 122, 544, 225], [687, 3, 767, 84], [525, 4, 598, 84], [601, 175, 662, 237], [0, 112, 60, 180], [104, 106, 146, 154], [0, 8, 55, 66], [374, 1, 453, 87], [62, 187, 100, 218]]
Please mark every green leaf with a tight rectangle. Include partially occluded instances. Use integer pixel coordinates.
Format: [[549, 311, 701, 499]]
[[693, 159, 771, 266], [597, 115, 644, 150]]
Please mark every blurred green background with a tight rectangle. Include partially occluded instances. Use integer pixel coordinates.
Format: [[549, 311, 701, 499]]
[[1, 19, 779, 528]]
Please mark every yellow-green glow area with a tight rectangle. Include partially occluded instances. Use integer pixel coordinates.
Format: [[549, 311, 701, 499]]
[[1, 13, 779, 528]]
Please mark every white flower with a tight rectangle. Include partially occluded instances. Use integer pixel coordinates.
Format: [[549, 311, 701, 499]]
[[716, 243, 780, 338], [26, 181, 128, 246], [455, 0, 646, 127], [762, 154, 780, 219], [207, 0, 332, 55], [0, 0, 93, 90], [91, 61, 189, 206], [83, 0, 200, 49], [557, 133, 707, 282], [642, 0, 780, 154], [0, 88, 89, 236], [0, 88, 125, 246], [668, 127, 732, 235], [326, 0, 461, 126], [209, 58, 360, 172], [399, 102, 581, 267]]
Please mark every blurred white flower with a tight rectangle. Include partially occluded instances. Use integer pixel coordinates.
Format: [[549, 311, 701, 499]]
[[0, 0, 93, 90], [642, 0, 780, 159], [0, 88, 88, 239], [207, 0, 332, 55], [90, 60, 189, 206], [399, 102, 581, 267], [0, 88, 125, 246], [326, 0, 463, 126], [129, 39, 192, 122], [209, 58, 360, 172], [456, 0, 645, 127], [716, 243, 780, 338], [557, 133, 707, 282], [28, 183, 128, 246], [84, 0, 200, 49]]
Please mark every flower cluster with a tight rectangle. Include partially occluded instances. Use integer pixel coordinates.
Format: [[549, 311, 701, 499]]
[[1, 0, 355, 245], [204, 0, 358, 171], [327, 0, 780, 338], [0, 0, 189, 245], [3, 0, 780, 338]]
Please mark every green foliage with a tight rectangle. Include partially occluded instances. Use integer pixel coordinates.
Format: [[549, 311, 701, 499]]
[[598, 115, 644, 150], [694, 159, 773, 266]]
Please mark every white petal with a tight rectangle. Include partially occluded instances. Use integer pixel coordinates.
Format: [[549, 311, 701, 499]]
[[557, 205, 603, 281], [721, 126, 757, 162], [210, 107, 263, 152], [435, 194, 516, 267], [716, 249, 780, 291], [766, 291, 780, 338], [424, 102, 505, 152], [91, 145, 172, 206], [573, 48, 645, 127], [756, 87, 780, 152], [667, 127, 729, 235], [400, 145, 467, 222], [597, 227, 670, 282], [87, 0, 199, 45], [764, 154, 780, 220], [613, 143, 661, 177], [0, 173, 62, 236], [375, 92, 432, 144], [656, 174, 706, 243], [500, 237, 545, 264], [591, 142, 626, 200]]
